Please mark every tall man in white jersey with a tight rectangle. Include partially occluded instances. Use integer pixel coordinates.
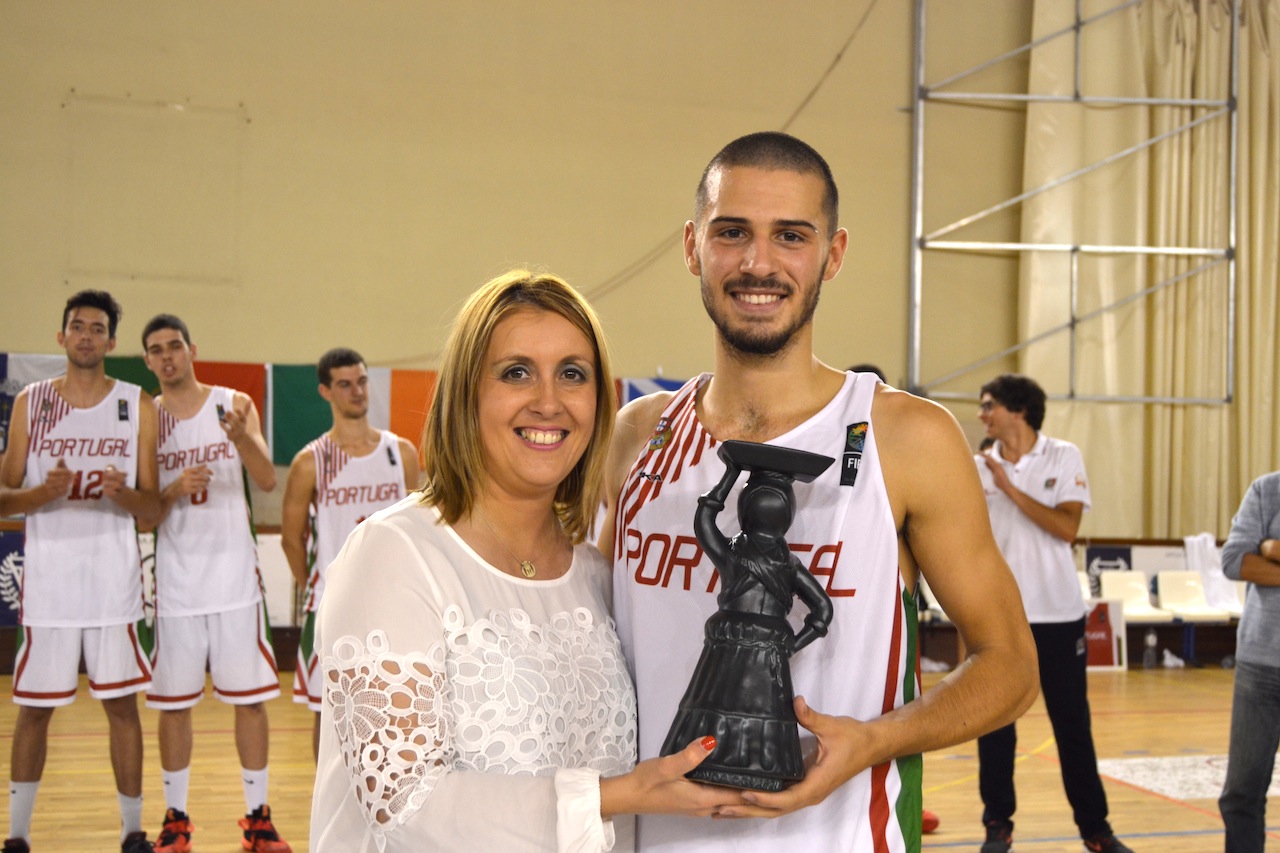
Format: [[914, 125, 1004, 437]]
[[140, 315, 292, 853], [280, 347, 420, 757], [0, 290, 161, 853], [600, 133, 1039, 852]]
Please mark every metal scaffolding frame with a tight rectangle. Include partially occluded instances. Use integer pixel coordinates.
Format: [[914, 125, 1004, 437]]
[[907, 0, 1238, 405]]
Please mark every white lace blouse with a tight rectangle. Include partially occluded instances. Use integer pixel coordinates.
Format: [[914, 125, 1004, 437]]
[[309, 497, 638, 852]]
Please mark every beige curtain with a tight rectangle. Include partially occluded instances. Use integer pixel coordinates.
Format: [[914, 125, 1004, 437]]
[[1021, 0, 1278, 538]]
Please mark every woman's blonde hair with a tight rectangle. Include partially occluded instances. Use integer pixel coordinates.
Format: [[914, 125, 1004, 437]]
[[420, 269, 616, 543]]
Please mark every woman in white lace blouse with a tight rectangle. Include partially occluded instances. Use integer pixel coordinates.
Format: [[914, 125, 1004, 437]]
[[310, 270, 740, 852]]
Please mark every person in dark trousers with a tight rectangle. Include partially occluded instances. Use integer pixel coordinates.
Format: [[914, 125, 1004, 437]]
[[974, 374, 1132, 853]]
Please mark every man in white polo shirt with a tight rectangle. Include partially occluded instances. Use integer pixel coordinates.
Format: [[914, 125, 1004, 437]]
[[975, 374, 1130, 853]]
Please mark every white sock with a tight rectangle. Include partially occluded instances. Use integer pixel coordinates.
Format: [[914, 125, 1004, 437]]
[[161, 767, 190, 813], [8, 781, 38, 842], [242, 766, 268, 812], [118, 792, 143, 839]]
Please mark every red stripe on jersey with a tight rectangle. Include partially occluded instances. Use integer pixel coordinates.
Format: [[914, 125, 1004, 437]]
[[881, 577, 906, 713], [215, 682, 280, 699], [17, 529, 26, 623], [88, 673, 150, 691], [617, 387, 696, 509], [157, 408, 178, 448], [28, 381, 72, 449], [869, 759, 892, 853], [311, 435, 351, 502], [650, 394, 704, 495], [869, 578, 906, 850], [13, 687, 79, 700], [146, 687, 206, 703], [669, 401, 715, 486], [255, 604, 278, 669], [617, 383, 704, 551], [127, 622, 151, 680], [13, 627, 33, 688]]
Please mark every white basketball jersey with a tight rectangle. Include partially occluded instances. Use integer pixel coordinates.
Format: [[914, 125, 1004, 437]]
[[302, 431, 406, 612], [154, 386, 261, 616], [22, 378, 146, 627], [613, 372, 921, 852]]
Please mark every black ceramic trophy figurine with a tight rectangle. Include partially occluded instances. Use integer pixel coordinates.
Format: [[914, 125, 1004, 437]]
[[659, 439, 835, 791]]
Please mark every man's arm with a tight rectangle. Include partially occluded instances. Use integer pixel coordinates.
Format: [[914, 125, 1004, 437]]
[[596, 392, 671, 556], [1222, 478, 1280, 587], [225, 391, 276, 492], [727, 390, 1038, 818], [0, 390, 74, 515], [397, 437, 421, 492], [280, 449, 317, 589], [103, 392, 162, 527], [983, 454, 1083, 542], [1240, 546, 1280, 586]]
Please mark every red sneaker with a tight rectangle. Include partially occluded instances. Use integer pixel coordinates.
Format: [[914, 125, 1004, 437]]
[[922, 808, 940, 834], [239, 805, 292, 853], [154, 808, 193, 853]]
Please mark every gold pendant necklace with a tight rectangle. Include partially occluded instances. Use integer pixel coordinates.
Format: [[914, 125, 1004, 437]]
[[475, 506, 538, 578]]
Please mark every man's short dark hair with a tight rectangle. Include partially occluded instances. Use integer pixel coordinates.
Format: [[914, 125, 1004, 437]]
[[317, 347, 365, 386], [980, 374, 1047, 431], [695, 131, 840, 237], [62, 290, 122, 338], [141, 314, 192, 349]]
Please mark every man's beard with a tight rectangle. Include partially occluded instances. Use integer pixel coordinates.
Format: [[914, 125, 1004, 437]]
[[701, 271, 823, 357]]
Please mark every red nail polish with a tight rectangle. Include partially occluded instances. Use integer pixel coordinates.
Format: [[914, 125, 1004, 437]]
[[701, 735, 717, 751]]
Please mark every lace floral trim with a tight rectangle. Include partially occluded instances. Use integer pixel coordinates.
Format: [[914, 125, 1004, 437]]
[[324, 606, 637, 848], [325, 630, 450, 848]]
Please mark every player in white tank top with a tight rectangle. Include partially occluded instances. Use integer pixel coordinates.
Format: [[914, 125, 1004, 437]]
[[291, 430, 406, 714], [280, 349, 420, 749], [154, 385, 261, 615], [599, 135, 1038, 853], [615, 372, 921, 851], [300, 430, 406, 613], [141, 315, 292, 852], [0, 292, 162, 850], [21, 378, 146, 627]]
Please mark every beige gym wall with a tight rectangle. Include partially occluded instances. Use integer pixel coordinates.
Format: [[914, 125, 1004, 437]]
[[0, 2, 1028, 383], [1, 1, 1037, 521]]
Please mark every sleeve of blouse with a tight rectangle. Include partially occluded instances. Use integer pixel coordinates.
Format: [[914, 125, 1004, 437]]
[[314, 513, 614, 853]]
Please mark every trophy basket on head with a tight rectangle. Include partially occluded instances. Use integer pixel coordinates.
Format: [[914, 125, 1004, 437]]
[[659, 439, 835, 792]]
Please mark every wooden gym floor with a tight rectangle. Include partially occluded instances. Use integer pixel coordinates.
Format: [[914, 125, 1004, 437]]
[[921, 667, 1269, 851], [0, 675, 315, 851], [0, 668, 1273, 850]]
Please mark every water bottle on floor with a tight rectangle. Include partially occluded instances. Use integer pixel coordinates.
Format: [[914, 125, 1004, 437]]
[[1142, 628, 1158, 669]]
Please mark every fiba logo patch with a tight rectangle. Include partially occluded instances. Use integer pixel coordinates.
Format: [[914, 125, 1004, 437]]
[[841, 422, 868, 487]]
